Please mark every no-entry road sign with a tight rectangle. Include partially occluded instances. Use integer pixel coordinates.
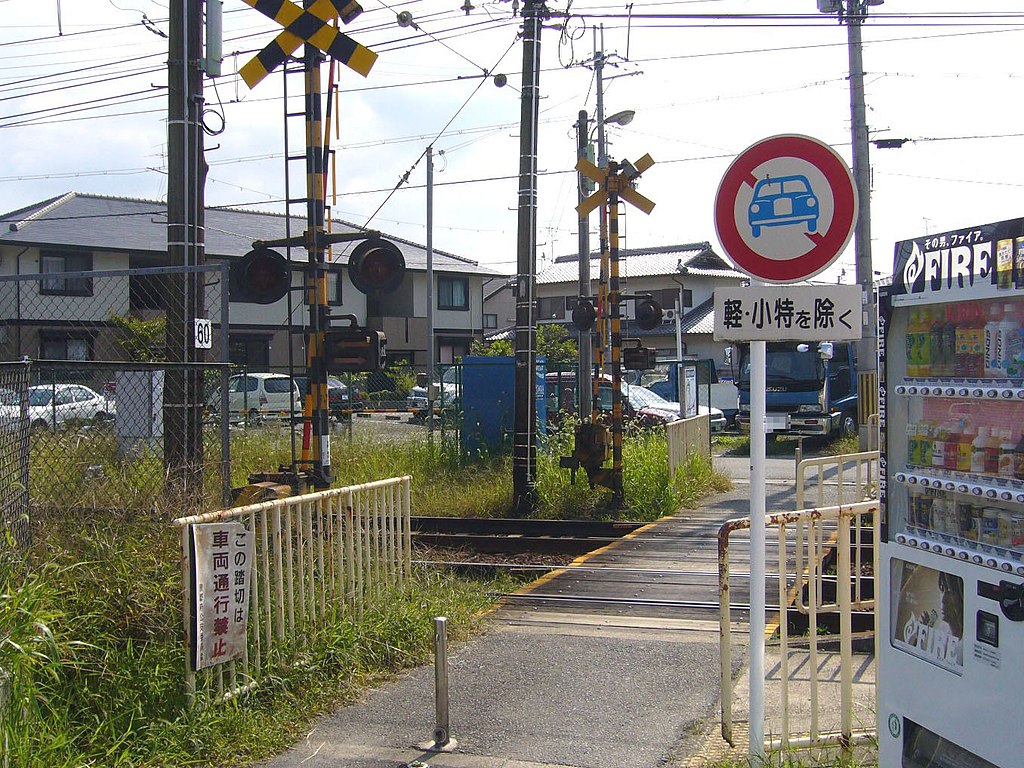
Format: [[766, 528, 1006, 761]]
[[714, 134, 858, 284]]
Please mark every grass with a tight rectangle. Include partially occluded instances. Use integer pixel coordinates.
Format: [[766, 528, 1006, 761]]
[[2, 513, 518, 767], [2, 421, 732, 766], [714, 432, 864, 459]]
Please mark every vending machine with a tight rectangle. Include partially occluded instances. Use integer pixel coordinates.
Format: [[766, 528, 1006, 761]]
[[879, 216, 1024, 767]]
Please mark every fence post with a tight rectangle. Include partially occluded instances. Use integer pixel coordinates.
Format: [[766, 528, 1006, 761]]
[[420, 616, 457, 752]]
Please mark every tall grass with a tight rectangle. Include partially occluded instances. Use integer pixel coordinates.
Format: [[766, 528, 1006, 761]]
[[3, 508, 513, 767]]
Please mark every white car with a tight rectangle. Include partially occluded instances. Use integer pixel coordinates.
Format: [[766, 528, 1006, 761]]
[[207, 372, 301, 425], [407, 366, 460, 411], [0, 383, 115, 431]]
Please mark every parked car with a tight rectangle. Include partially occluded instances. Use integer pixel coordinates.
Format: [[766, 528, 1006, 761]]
[[544, 373, 725, 431], [293, 375, 351, 421], [625, 384, 727, 432], [0, 383, 115, 431], [407, 366, 461, 411], [207, 373, 301, 425]]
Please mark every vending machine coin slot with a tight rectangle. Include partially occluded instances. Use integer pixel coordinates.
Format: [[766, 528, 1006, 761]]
[[977, 579, 1024, 621]]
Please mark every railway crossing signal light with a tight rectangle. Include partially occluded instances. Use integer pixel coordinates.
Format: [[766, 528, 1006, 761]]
[[348, 237, 406, 296], [324, 327, 386, 372], [634, 297, 664, 330], [571, 298, 596, 332], [623, 342, 656, 371], [230, 247, 291, 304]]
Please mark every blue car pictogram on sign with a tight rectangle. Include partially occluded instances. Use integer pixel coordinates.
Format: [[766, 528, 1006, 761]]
[[747, 174, 818, 238]]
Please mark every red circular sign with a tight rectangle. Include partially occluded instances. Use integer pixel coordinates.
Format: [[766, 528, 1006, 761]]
[[714, 134, 858, 283]]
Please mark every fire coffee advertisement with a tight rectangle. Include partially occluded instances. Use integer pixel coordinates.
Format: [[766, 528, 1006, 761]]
[[890, 559, 965, 674]]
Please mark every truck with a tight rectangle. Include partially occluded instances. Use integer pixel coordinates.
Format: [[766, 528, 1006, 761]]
[[735, 340, 858, 438]]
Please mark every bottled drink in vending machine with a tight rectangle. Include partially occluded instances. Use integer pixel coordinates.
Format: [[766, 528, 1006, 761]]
[[985, 304, 1005, 377], [997, 239, 1014, 289], [906, 308, 922, 378]]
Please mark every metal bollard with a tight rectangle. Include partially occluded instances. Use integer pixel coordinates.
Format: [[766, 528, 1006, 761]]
[[420, 617, 457, 752]]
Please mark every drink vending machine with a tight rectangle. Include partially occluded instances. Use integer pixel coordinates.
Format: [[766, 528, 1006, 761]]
[[879, 216, 1024, 767]]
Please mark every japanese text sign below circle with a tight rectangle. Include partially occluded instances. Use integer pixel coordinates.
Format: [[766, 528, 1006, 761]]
[[714, 134, 858, 284]]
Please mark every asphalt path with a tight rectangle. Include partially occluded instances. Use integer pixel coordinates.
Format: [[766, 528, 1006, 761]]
[[255, 441, 857, 768]]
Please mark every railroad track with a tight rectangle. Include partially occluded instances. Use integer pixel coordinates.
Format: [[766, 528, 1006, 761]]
[[411, 516, 645, 555]]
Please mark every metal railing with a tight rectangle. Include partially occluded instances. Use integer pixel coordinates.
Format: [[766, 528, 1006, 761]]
[[795, 450, 879, 615], [174, 476, 412, 705], [718, 499, 879, 753]]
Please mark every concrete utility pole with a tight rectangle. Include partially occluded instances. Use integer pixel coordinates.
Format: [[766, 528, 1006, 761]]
[[819, 0, 879, 448], [166, 0, 206, 503], [575, 109, 593, 417], [512, 0, 546, 515]]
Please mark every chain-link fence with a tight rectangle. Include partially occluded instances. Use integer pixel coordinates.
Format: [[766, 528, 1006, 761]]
[[0, 361, 30, 550], [0, 266, 232, 515]]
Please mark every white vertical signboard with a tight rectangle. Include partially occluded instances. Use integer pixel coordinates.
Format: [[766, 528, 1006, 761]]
[[191, 521, 254, 670]]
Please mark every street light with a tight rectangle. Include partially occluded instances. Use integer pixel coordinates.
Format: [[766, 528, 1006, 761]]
[[817, 0, 880, 450]]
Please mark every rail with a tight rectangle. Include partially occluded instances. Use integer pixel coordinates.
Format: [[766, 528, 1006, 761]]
[[174, 476, 412, 705], [718, 499, 878, 753]]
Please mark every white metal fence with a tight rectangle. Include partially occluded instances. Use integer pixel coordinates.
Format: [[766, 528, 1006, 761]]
[[719, 500, 878, 753], [174, 476, 412, 705]]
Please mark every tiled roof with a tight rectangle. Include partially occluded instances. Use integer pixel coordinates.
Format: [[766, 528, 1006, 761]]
[[0, 192, 502, 277], [538, 241, 742, 284]]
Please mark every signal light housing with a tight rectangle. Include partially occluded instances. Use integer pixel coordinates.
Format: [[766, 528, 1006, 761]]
[[623, 342, 656, 371], [571, 298, 596, 332], [348, 237, 406, 296], [324, 328, 386, 372], [634, 297, 664, 330], [230, 247, 291, 304]]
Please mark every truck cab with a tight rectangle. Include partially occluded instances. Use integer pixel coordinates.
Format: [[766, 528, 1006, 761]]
[[735, 340, 858, 438]]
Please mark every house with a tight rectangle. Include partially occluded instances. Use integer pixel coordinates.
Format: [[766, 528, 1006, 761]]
[[0, 192, 505, 370], [532, 242, 746, 376]]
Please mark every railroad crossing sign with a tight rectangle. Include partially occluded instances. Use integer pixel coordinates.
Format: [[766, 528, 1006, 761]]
[[714, 134, 857, 284], [240, 0, 377, 88], [576, 154, 656, 216]]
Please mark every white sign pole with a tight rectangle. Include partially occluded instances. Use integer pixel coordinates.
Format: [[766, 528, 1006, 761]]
[[749, 338, 766, 760]]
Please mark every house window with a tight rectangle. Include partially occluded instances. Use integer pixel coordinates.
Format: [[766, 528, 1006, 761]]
[[538, 296, 566, 320], [40, 252, 93, 296], [327, 269, 343, 305], [483, 313, 498, 330], [40, 333, 91, 361], [438, 276, 469, 311]]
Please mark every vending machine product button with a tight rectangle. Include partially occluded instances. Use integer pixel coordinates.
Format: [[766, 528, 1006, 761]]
[[895, 472, 907, 483], [909, 538, 919, 547], [972, 486, 984, 496], [972, 388, 985, 397], [1001, 562, 1013, 572], [958, 484, 970, 493], [986, 489, 998, 499], [1016, 389, 1024, 399], [958, 388, 970, 397], [1002, 389, 1015, 399], [986, 558, 998, 568], [960, 551, 971, 560], [987, 389, 1000, 398], [972, 554, 984, 564], [1016, 493, 1024, 504], [895, 385, 907, 395], [1017, 566, 1024, 576], [1001, 491, 1013, 501], [946, 547, 957, 556], [945, 481, 957, 491], [896, 534, 907, 545], [945, 387, 957, 396]]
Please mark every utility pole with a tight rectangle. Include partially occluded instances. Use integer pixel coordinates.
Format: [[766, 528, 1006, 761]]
[[575, 109, 592, 417], [819, 0, 879, 448], [512, 0, 546, 516], [846, 1, 877, 450], [426, 145, 435, 433], [166, 0, 206, 505]]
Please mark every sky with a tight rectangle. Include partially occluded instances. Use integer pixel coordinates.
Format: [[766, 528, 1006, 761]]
[[2, 0, 1024, 286]]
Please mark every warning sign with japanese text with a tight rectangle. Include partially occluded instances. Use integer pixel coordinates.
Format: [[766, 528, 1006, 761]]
[[713, 284, 862, 342], [191, 522, 254, 670]]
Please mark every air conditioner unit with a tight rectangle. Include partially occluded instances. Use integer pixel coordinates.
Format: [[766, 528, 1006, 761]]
[[663, 308, 678, 323]]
